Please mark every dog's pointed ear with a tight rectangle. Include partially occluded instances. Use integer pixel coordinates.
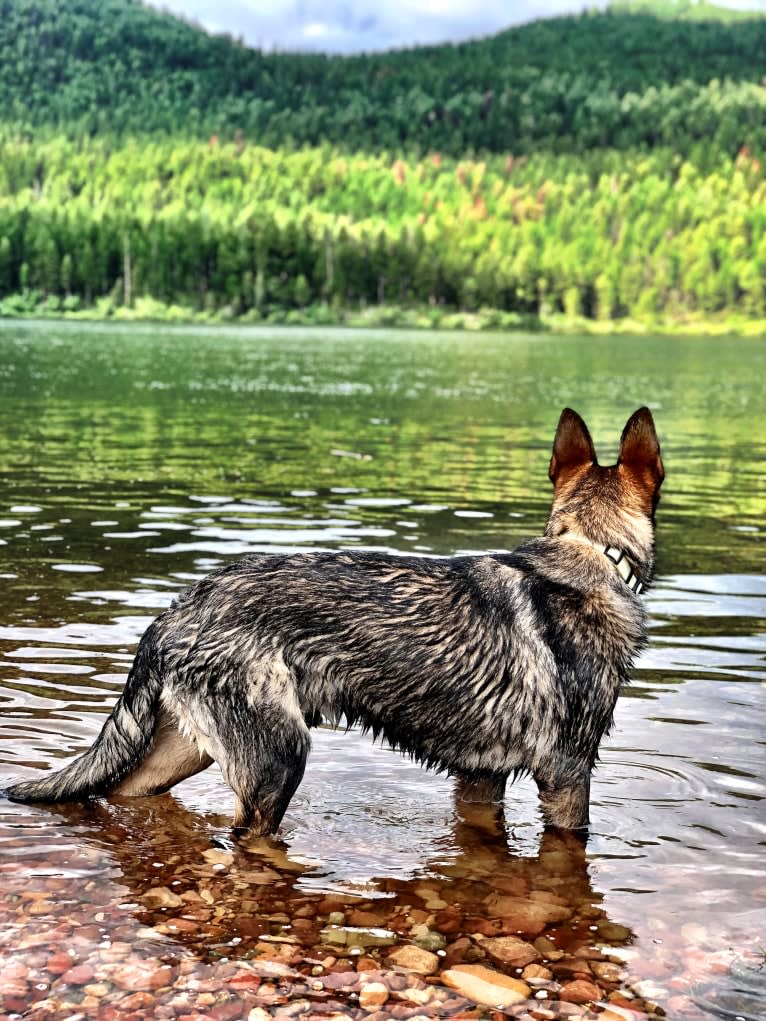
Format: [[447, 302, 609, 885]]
[[619, 407, 664, 493], [549, 408, 597, 487]]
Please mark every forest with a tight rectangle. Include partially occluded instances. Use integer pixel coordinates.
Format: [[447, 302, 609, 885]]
[[2, 0, 766, 156], [2, 137, 764, 327], [1, 0, 765, 329]]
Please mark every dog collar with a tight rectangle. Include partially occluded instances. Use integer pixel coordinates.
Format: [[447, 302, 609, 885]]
[[569, 535, 644, 595], [602, 545, 644, 595]]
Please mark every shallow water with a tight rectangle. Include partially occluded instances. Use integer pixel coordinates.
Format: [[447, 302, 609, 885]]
[[0, 322, 764, 1020]]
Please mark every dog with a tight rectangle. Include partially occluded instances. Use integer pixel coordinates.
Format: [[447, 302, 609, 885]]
[[6, 407, 663, 833]]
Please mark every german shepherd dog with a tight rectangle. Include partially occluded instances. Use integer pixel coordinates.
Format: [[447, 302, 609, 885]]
[[6, 408, 663, 833]]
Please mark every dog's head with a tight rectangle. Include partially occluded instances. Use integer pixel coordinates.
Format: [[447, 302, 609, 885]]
[[546, 407, 664, 563]]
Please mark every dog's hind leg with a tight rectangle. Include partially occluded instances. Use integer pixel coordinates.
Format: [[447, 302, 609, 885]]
[[453, 773, 508, 835], [197, 656, 312, 835], [215, 705, 310, 835], [229, 732, 309, 835]]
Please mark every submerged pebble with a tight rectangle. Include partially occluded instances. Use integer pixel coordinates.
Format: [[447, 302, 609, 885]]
[[442, 963, 532, 1006]]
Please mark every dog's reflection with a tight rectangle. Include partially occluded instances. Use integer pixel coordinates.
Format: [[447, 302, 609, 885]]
[[36, 792, 624, 967]]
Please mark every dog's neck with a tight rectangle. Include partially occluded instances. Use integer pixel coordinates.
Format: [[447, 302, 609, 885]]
[[565, 534, 646, 595]]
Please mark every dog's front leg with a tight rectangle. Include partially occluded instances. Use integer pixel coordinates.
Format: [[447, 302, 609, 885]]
[[534, 768, 591, 830], [454, 772, 508, 804]]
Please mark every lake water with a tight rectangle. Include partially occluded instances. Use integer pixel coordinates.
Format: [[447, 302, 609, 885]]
[[0, 321, 763, 1021]]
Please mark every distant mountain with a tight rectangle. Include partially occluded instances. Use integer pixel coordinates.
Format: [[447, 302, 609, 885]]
[[1, 0, 765, 153]]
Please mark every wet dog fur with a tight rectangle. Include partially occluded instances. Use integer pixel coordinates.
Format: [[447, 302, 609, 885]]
[[6, 408, 664, 833]]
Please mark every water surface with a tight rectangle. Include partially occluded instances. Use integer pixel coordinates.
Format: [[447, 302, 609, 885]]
[[0, 323, 764, 1020]]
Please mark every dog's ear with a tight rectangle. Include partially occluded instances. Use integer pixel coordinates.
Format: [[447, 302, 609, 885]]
[[619, 407, 664, 494], [549, 408, 597, 487]]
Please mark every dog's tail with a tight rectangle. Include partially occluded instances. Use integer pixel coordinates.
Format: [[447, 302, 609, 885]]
[[5, 625, 162, 804]]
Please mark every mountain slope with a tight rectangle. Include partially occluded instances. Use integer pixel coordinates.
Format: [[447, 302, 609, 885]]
[[1, 0, 765, 153]]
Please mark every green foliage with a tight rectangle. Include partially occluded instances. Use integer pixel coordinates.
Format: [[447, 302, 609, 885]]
[[1, 1, 764, 329], [1, 0, 766, 156], [1, 135, 764, 324]]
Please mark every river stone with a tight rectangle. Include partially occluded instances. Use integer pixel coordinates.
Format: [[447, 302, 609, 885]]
[[485, 895, 572, 935], [522, 963, 553, 981], [348, 908, 390, 927], [534, 935, 565, 961], [60, 964, 95, 986], [358, 982, 389, 1009], [111, 962, 174, 991], [320, 970, 358, 990], [442, 964, 531, 1007], [597, 921, 631, 942], [560, 978, 603, 1004], [387, 945, 440, 975], [482, 935, 540, 968], [403, 986, 433, 1005], [432, 907, 463, 934], [442, 936, 472, 967], [320, 926, 396, 949], [410, 923, 447, 951], [599, 1009, 648, 1021], [591, 961, 624, 982]]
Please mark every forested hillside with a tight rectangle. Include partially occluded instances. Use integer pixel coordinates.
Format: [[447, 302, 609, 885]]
[[1, 0, 765, 329], [2, 0, 766, 155], [2, 138, 764, 327]]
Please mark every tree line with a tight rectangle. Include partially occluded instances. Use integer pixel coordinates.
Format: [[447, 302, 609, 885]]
[[1, 136, 764, 323]]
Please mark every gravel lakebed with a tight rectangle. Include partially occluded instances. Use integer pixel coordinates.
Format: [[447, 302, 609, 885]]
[[1, 804, 750, 1021]]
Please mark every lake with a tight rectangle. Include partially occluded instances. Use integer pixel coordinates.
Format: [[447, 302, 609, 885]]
[[0, 321, 764, 1021]]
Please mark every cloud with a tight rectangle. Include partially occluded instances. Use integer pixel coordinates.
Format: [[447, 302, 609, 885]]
[[151, 0, 766, 53], [150, 0, 593, 53]]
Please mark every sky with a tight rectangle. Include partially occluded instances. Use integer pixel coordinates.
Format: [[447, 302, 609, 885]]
[[149, 0, 766, 54]]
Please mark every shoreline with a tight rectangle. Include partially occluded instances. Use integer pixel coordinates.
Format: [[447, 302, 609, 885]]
[[1, 299, 764, 338]]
